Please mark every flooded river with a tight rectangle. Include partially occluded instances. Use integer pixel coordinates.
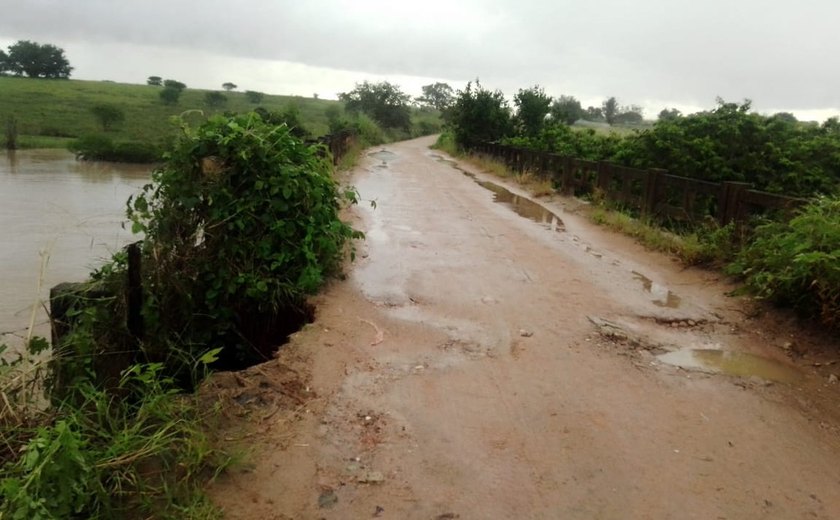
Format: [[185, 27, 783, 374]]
[[0, 149, 151, 352]]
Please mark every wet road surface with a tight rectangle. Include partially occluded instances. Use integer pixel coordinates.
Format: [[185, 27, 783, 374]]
[[210, 136, 840, 520]]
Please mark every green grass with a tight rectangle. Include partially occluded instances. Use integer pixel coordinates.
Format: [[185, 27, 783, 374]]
[[0, 77, 341, 147]]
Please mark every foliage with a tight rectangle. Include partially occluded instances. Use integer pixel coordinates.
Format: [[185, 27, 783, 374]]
[[513, 85, 552, 137], [504, 123, 624, 161], [1, 40, 72, 79], [728, 196, 840, 327], [221, 82, 237, 92], [244, 90, 264, 104], [417, 82, 454, 111], [90, 103, 125, 131], [658, 108, 682, 121], [1, 353, 229, 519], [616, 99, 840, 195], [163, 79, 186, 91], [203, 91, 227, 108], [550, 95, 583, 125], [614, 104, 644, 125], [583, 106, 604, 122], [69, 134, 162, 163], [446, 80, 512, 148], [147, 76, 162, 86], [159, 86, 182, 106], [339, 81, 412, 131], [602, 97, 618, 125], [255, 105, 311, 139], [127, 114, 361, 367]]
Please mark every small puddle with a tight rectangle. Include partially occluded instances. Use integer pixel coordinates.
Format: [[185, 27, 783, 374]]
[[657, 349, 801, 383], [369, 149, 397, 162], [632, 271, 681, 308], [431, 154, 564, 232]]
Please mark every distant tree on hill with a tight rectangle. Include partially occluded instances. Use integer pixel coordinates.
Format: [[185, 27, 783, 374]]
[[602, 97, 618, 125], [159, 86, 182, 105], [163, 79, 186, 91], [222, 82, 237, 91], [245, 90, 264, 103], [2, 40, 72, 79], [204, 91, 228, 107], [313, 93, 319, 99], [658, 108, 682, 121], [339, 81, 412, 131], [417, 82, 454, 111], [147, 76, 162, 86], [550, 95, 583, 125], [90, 103, 125, 131], [615, 104, 644, 124], [583, 106, 604, 122], [514, 85, 552, 137], [772, 112, 798, 123]]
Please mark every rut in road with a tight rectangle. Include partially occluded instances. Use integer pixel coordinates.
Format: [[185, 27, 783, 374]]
[[209, 136, 840, 520]]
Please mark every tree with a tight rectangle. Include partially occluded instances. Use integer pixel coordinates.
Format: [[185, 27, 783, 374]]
[[245, 90, 264, 104], [159, 86, 182, 105], [550, 95, 583, 125], [163, 79, 186, 91], [417, 82, 454, 111], [222, 82, 237, 91], [771, 112, 798, 123], [147, 76, 162, 86], [658, 108, 682, 121], [615, 104, 644, 125], [0, 49, 8, 75], [339, 81, 412, 131], [602, 97, 618, 125], [514, 85, 552, 137], [90, 103, 125, 131], [447, 80, 512, 147], [3, 40, 72, 79], [204, 91, 228, 108], [583, 106, 604, 122]]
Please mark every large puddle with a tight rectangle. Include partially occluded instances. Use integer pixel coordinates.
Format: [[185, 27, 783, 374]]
[[632, 271, 681, 308], [657, 349, 801, 383], [431, 154, 564, 232]]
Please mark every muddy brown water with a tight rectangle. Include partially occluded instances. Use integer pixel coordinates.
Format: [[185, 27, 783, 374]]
[[0, 149, 150, 353]]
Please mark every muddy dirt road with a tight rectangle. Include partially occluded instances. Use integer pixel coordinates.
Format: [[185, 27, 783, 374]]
[[210, 136, 840, 519]]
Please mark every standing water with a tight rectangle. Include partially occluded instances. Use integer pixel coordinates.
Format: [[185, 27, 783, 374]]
[[0, 149, 151, 352]]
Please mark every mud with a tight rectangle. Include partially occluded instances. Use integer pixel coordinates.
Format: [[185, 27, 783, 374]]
[[208, 137, 840, 520], [658, 349, 802, 383]]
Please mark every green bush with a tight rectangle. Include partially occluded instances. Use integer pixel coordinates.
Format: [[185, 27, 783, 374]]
[[728, 196, 840, 326], [128, 113, 361, 368], [447, 80, 512, 148], [69, 134, 162, 163]]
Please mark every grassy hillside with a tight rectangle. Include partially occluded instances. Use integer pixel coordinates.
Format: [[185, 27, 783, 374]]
[[0, 77, 341, 147]]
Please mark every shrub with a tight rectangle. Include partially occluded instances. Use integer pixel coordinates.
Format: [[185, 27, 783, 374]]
[[244, 90, 264, 103], [69, 134, 161, 163], [159, 86, 181, 106], [203, 91, 227, 108], [728, 196, 840, 327], [127, 114, 361, 368], [90, 103, 125, 131], [447, 80, 512, 148]]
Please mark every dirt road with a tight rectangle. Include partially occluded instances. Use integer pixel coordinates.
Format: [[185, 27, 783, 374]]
[[209, 136, 840, 519]]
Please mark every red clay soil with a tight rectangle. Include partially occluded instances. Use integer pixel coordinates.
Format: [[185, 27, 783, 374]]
[[205, 136, 840, 520]]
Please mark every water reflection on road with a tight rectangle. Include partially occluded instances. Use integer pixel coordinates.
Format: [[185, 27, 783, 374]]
[[0, 149, 151, 351]]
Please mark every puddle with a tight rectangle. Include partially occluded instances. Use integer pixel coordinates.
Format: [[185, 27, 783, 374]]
[[369, 149, 397, 162], [657, 349, 801, 383], [431, 154, 564, 232], [632, 271, 681, 308]]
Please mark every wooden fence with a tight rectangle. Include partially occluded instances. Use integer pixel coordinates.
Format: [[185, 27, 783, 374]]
[[470, 142, 807, 226]]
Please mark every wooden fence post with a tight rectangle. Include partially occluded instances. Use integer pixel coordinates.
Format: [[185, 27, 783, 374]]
[[719, 181, 751, 225], [126, 242, 144, 343], [562, 157, 574, 195], [643, 168, 666, 219]]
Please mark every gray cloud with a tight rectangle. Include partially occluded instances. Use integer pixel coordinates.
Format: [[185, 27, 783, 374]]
[[2, 0, 838, 116]]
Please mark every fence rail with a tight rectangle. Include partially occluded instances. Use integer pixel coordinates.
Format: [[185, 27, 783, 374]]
[[471, 142, 807, 226]]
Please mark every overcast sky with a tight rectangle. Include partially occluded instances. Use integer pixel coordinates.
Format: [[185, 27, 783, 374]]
[[1, 0, 838, 120]]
